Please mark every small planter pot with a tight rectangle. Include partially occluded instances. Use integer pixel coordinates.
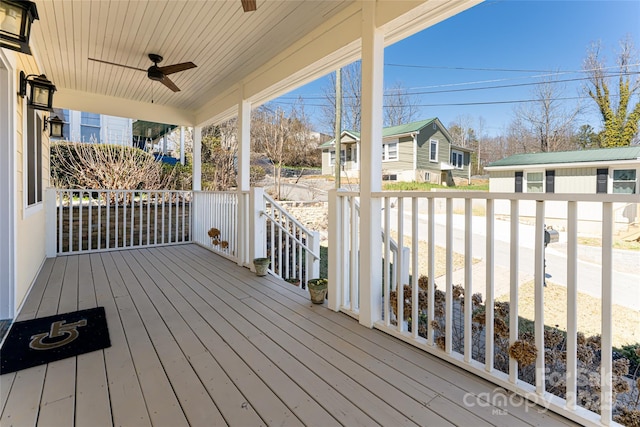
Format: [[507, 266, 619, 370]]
[[307, 278, 328, 304], [253, 258, 270, 276]]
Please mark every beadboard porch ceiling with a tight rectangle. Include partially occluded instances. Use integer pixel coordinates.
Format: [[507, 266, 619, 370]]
[[28, 0, 481, 126]]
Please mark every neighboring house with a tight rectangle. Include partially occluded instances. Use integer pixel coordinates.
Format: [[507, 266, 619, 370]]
[[485, 146, 640, 195], [485, 146, 640, 233], [319, 118, 473, 185], [51, 108, 133, 145]]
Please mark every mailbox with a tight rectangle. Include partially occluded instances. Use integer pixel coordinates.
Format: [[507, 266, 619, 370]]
[[544, 229, 559, 245]]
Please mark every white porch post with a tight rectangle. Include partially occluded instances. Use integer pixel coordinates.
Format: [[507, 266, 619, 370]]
[[180, 126, 185, 165], [192, 126, 202, 191], [237, 96, 251, 266], [358, 1, 384, 328]]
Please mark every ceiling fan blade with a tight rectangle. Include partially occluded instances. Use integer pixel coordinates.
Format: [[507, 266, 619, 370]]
[[241, 0, 256, 12], [160, 75, 180, 92], [157, 62, 197, 75], [88, 57, 146, 72]]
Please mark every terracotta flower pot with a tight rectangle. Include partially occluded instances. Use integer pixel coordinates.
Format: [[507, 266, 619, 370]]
[[307, 278, 328, 304], [253, 258, 270, 276]]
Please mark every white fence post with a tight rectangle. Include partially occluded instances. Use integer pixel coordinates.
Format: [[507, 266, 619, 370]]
[[328, 189, 342, 311], [45, 188, 57, 257], [307, 231, 320, 281], [249, 187, 265, 271]]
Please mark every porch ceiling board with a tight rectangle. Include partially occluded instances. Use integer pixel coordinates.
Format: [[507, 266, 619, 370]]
[[0, 245, 577, 427], [27, 0, 481, 127]]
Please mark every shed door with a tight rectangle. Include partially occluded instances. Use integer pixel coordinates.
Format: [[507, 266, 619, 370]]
[[597, 168, 608, 194]]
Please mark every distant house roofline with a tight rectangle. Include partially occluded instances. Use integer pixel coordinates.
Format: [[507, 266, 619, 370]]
[[485, 146, 640, 170], [319, 117, 456, 149]]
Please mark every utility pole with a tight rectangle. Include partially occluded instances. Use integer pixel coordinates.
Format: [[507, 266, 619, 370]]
[[334, 67, 342, 189]]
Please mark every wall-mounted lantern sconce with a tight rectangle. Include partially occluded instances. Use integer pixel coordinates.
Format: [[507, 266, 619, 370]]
[[0, 0, 39, 55], [19, 71, 56, 111], [44, 115, 64, 138]]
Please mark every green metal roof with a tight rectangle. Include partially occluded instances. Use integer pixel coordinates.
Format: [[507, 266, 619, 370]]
[[319, 118, 437, 148], [487, 146, 640, 168]]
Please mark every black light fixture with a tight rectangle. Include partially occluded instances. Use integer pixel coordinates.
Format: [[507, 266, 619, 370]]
[[0, 0, 39, 55], [44, 115, 64, 138], [19, 71, 56, 111]]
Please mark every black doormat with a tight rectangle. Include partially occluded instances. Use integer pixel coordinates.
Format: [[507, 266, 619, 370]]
[[0, 307, 110, 374]]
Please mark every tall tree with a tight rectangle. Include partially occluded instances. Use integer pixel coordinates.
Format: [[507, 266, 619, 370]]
[[514, 76, 581, 152], [384, 81, 419, 127], [584, 36, 640, 147], [321, 61, 420, 132]]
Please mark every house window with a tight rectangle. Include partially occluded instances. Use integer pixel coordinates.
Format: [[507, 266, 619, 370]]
[[382, 174, 397, 181], [382, 141, 398, 161], [526, 172, 544, 193], [429, 139, 438, 162], [450, 150, 464, 169], [613, 169, 637, 194], [424, 172, 431, 182], [26, 108, 43, 207], [81, 112, 100, 143], [329, 149, 346, 164]]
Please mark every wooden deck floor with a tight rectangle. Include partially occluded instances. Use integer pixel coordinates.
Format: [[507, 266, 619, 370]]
[[0, 244, 577, 427]]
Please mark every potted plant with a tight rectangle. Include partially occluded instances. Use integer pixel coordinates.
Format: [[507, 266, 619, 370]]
[[306, 278, 328, 304], [253, 257, 270, 276]]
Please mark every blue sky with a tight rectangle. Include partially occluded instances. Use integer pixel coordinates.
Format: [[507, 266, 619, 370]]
[[273, 0, 640, 137]]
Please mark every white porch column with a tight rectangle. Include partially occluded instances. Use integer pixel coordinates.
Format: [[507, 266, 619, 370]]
[[180, 126, 185, 165], [358, 1, 384, 328], [237, 96, 252, 266], [193, 126, 202, 191]]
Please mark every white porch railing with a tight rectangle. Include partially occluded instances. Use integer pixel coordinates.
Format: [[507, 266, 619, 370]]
[[192, 191, 243, 262], [262, 192, 320, 287], [329, 189, 639, 427], [46, 189, 191, 256], [191, 189, 320, 285]]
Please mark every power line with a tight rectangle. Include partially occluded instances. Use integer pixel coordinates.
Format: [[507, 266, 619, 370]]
[[271, 95, 591, 109]]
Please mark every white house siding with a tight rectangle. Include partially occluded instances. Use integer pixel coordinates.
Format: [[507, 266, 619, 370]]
[[555, 167, 596, 193], [15, 54, 49, 312], [489, 170, 513, 192], [321, 149, 332, 175]]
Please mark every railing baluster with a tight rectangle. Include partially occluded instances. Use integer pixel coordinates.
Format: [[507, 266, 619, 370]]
[[463, 198, 472, 363], [88, 191, 93, 251], [69, 190, 74, 253], [566, 201, 578, 409], [600, 202, 613, 425], [130, 191, 135, 247], [445, 198, 452, 353], [57, 190, 63, 254], [350, 196, 358, 313], [534, 200, 545, 394], [396, 197, 404, 333], [384, 197, 391, 328], [485, 198, 494, 371], [427, 197, 435, 346], [509, 199, 519, 383], [411, 197, 419, 340]]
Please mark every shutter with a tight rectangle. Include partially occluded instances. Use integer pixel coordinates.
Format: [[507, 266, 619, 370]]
[[597, 168, 608, 194], [515, 171, 523, 193], [545, 170, 555, 193]]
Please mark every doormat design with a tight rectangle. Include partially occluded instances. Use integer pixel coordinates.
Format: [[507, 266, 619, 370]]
[[0, 307, 110, 374]]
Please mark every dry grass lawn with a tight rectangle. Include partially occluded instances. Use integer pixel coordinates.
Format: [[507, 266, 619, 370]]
[[497, 280, 640, 347]]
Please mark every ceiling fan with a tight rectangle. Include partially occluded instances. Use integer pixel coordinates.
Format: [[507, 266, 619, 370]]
[[241, 0, 257, 12], [88, 54, 197, 92]]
